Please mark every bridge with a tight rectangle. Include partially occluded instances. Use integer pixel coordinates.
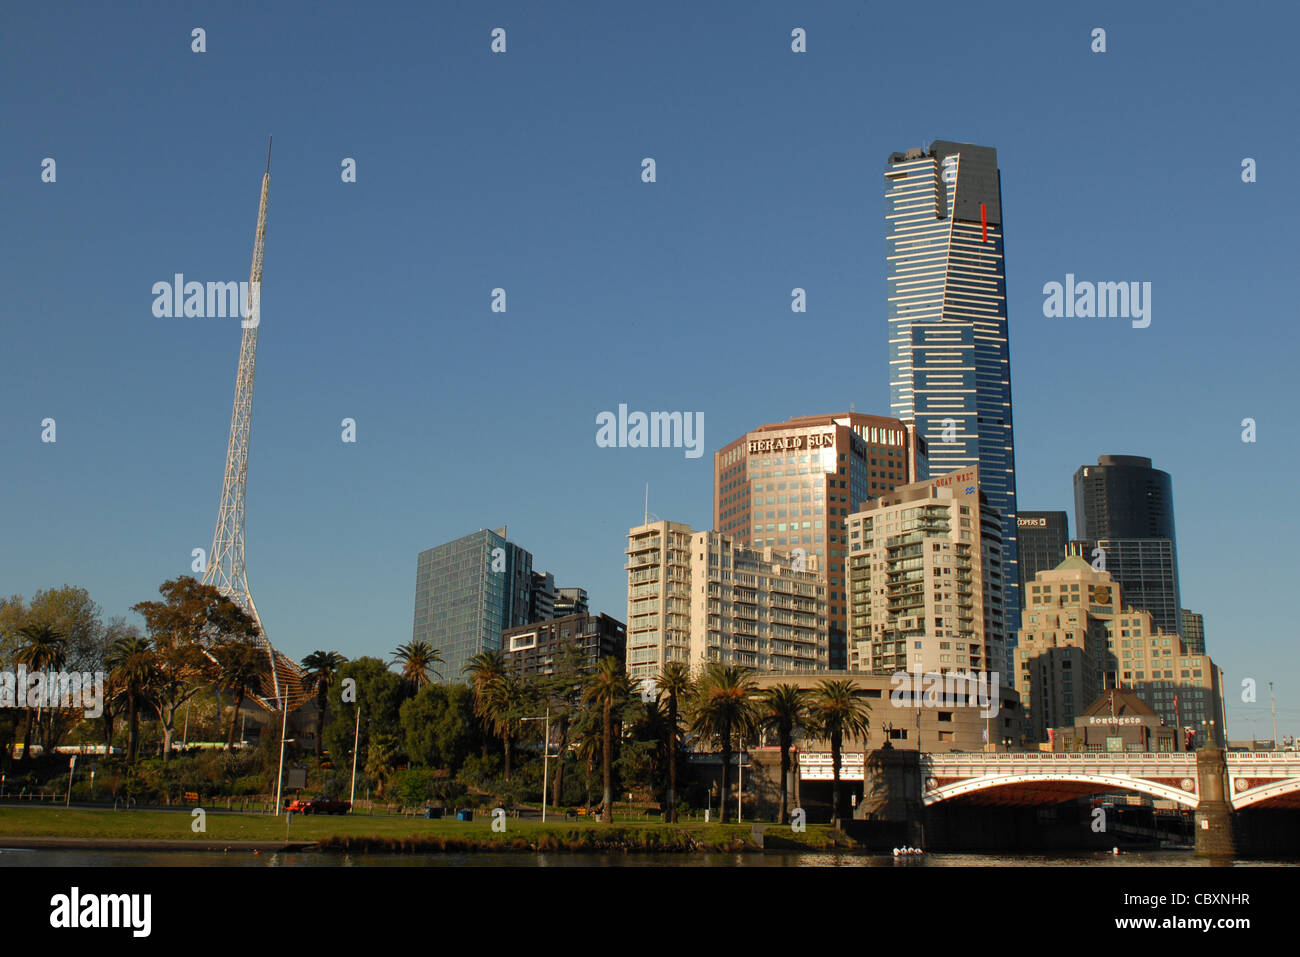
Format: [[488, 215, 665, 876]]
[[796, 749, 1300, 811]]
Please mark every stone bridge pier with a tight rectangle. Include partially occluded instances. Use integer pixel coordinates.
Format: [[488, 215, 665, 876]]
[[1195, 746, 1236, 857]]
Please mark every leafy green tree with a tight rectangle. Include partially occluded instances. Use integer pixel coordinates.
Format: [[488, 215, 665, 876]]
[[131, 577, 260, 761], [391, 639, 443, 688], [321, 657, 410, 773], [808, 679, 872, 825], [688, 663, 758, 824], [758, 684, 809, 824], [583, 656, 631, 823], [301, 650, 347, 759], [528, 642, 589, 807], [399, 683, 478, 769], [656, 661, 693, 822]]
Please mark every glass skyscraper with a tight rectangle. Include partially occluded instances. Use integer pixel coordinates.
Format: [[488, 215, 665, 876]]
[[411, 527, 534, 683], [885, 140, 1020, 642]]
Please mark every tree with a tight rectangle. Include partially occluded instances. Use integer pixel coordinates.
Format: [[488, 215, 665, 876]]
[[688, 663, 758, 824], [809, 679, 872, 826], [213, 639, 269, 748], [480, 673, 524, 782], [529, 642, 589, 808], [656, 661, 693, 822], [301, 650, 347, 759], [131, 577, 260, 761], [464, 650, 506, 758], [759, 684, 809, 824], [106, 635, 155, 763], [321, 658, 410, 768], [13, 623, 67, 763], [391, 640, 443, 689], [399, 683, 478, 769], [583, 656, 631, 823]]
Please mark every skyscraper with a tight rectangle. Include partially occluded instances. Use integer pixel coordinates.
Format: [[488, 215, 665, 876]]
[[1071, 455, 1182, 634], [885, 140, 1020, 635], [411, 527, 534, 682], [1017, 510, 1069, 608], [714, 412, 925, 668]]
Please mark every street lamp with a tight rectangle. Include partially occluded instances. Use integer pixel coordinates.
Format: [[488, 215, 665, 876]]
[[273, 693, 296, 816], [520, 708, 553, 822]]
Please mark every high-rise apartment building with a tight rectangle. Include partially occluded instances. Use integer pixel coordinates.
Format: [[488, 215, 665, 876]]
[[1018, 557, 1224, 747], [846, 466, 1009, 678], [411, 527, 534, 682], [714, 412, 925, 669], [530, 571, 557, 622], [1017, 510, 1069, 609], [555, 587, 590, 617], [625, 520, 828, 693], [502, 612, 626, 681], [885, 140, 1021, 635]]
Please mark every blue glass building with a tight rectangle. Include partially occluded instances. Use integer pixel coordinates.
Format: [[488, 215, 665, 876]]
[[411, 527, 534, 682]]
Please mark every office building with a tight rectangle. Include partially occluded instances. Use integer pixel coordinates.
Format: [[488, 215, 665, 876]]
[[1181, 609, 1206, 656], [714, 412, 925, 669], [411, 527, 534, 683], [1016, 510, 1068, 609], [1066, 537, 1181, 636], [1018, 557, 1224, 747], [502, 612, 626, 680], [846, 466, 1009, 678], [625, 520, 828, 694], [885, 140, 1021, 635]]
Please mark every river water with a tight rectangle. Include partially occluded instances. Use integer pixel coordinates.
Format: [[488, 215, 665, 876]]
[[1, 847, 1293, 867]]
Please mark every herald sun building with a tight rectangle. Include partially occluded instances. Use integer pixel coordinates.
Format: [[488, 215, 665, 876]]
[[713, 412, 926, 669]]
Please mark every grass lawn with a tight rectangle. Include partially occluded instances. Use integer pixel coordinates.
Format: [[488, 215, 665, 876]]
[[0, 805, 852, 852]]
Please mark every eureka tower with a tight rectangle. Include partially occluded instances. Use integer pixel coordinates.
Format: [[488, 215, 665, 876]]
[[885, 140, 1020, 647]]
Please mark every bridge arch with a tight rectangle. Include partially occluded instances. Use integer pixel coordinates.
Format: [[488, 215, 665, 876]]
[[925, 772, 1199, 809], [1231, 778, 1300, 810]]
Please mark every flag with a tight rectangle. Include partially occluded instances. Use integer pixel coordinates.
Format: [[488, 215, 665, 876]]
[[982, 727, 989, 744], [1047, 728, 1055, 745]]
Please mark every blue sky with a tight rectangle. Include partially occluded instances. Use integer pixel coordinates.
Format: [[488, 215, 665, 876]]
[[3, 1, 1296, 738]]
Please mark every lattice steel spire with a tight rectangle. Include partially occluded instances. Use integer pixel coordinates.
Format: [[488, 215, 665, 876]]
[[203, 139, 307, 710]]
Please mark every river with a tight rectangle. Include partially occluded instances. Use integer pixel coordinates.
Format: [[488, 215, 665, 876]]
[[1, 847, 1293, 866]]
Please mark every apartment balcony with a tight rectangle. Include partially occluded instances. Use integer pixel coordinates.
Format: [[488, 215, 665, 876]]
[[625, 551, 661, 569]]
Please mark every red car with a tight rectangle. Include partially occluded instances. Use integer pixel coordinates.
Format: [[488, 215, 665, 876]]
[[285, 797, 351, 815]]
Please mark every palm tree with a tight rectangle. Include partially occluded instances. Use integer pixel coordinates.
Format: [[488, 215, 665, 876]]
[[391, 640, 443, 689], [759, 684, 809, 824], [656, 661, 693, 823], [465, 650, 506, 758], [809, 679, 872, 826], [105, 635, 155, 763], [14, 623, 67, 762], [582, 656, 630, 823], [688, 662, 758, 824], [301, 650, 347, 759], [214, 639, 268, 749], [484, 673, 524, 782]]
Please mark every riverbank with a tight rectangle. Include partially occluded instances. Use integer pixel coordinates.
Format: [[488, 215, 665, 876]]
[[0, 806, 852, 854]]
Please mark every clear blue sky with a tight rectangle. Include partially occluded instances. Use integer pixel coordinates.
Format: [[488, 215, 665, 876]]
[[3, 1, 1296, 739]]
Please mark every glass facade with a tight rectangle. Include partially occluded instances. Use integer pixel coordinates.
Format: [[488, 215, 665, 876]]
[[411, 528, 534, 682], [886, 141, 1020, 639]]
